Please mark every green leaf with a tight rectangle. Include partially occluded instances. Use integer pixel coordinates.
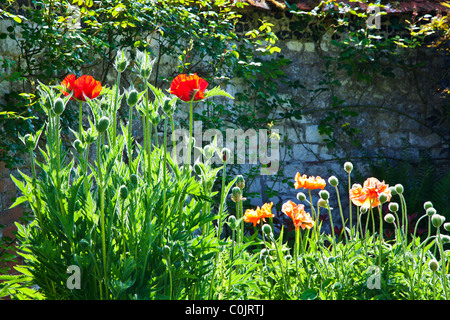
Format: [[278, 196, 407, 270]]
[[204, 86, 234, 100]]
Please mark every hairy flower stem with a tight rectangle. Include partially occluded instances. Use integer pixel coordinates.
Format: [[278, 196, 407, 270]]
[[436, 228, 449, 299], [334, 185, 348, 242], [187, 101, 194, 169], [171, 114, 177, 165], [162, 115, 168, 231], [327, 206, 337, 256], [308, 190, 318, 244], [79, 101, 83, 138], [30, 150, 43, 227], [348, 173, 353, 238], [97, 134, 108, 299], [127, 104, 134, 173], [378, 206, 384, 268], [145, 94, 152, 182], [112, 73, 121, 147]]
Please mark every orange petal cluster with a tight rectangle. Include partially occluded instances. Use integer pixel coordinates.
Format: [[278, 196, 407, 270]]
[[350, 177, 391, 210], [243, 202, 274, 227], [170, 73, 208, 102], [281, 200, 314, 231], [61, 74, 102, 101], [294, 173, 326, 190]]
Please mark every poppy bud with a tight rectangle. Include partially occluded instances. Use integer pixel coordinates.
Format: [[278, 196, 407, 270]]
[[96, 116, 110, 133], [130, 174, 138, 187], [395, 184, 404, 194], [444, 223, 450, 232], [389, 186, 397, 196], [162, 245, 171, 257], [260, 248, 268, 259], [344, 161, 353, 173], [230, 187, 242, 203], [236, 175, 245, 190], [327, 256, 336, 263], [429, 259, 439, 272], [119, 185, 128, 200], [379, 192, 389, 204], [262, 224, 272, 236], [221, 148, 231, 163], [319, 190, 330, 200], [194, 162, 203, 176], [127, 89, 139, 107], [423, 201, 433, 210], [78, 239, 90, 250], [114, 50, 129, 73], [432, 214, 444, 228], [24, 134, 35, 151], [318, 199, 328, 208], [228, 216, 237, 230], [53, 98, 65, 115], [441, 235, 450, 244], [73, 139, 85, 154], [203, 145, 215, 160], [296, 192, 306, 202], [328, 176, 339, 187], [427, 207, 437, 216], [151, 114, 161, 126], [162, 99, 173, 115], [333, 282, 342, 290], [384, 213, 395, 224], [388, 202, 399, 212], [84, 128, 97, 144], [360, 206, 368, 214]]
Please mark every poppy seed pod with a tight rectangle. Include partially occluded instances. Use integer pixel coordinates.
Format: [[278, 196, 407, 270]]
[[53, 98, 65, 115], [127, 89, 139, 107], [432, 214, 444, 228], [429, 259, 439, 272], [96, 116, 110, 133], [296, 192, 306, 202], [119, 185, 128, 200], [24, 134, 35, 151], [262, 224, 272, 236], [344, 161, 353, 173], [328, 176, 339, 187]]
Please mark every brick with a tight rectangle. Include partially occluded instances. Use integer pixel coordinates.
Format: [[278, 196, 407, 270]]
[[0, 207, 23, 227]]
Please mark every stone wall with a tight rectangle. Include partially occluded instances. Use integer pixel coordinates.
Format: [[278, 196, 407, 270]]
[[0, 6, 449, 242]]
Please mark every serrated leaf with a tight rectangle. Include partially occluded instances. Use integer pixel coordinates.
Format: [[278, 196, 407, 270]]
[[204, 86, 234, 100]]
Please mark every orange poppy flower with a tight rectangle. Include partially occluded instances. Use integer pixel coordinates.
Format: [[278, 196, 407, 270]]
[[282, 200, 314, 231], [170, 73, 208, 102], [350, 178, 391, 209], [243, 202, 274, 227], [61, 74, 102, 101], [294, 173, 326, 190]]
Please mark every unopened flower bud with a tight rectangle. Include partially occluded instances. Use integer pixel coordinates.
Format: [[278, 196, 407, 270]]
[[230, 187, 242, 203], [53, 98, 65, 115], [360, 206, 368, 214], [114, 50, 129, 73], [423, 201, 433, 210], [384, 213, 395, 224], [388, 202, 399, 212], [73, 139, 85, 154], [344, 162, 353, 173], [228, 216, 237, 230], [119, 185, 128, 200], [203, 145, 214, 160], [444, 223, 450, 232], [432, 214, 444, 228], [395, 184, 404, 194], [389, 186, 397, 196], [319, 190, 330, 200], [236, 175, 245, 190], [327, 256, 336, 263], [296, 192, 306, 202], [328, 176, 338, 187], [78, 239, 90, 250], [333, 282, 342, 290], [127, 89, 139, 107], [429, 259, 439, 272], [96, 116, 110, 133], [427, 207, 437, 216], [441, 235, 450, 244], [130, 174, 138, 187], [194, 162, 203, 176], [162, 99, 173, 115], [318, 199, 328, 208], [221, 148, 231, 163], [24, 134, 35, 151], [262, 224, 272, 236], [162, 245, 171, 257], [379, 192, 389, 204]]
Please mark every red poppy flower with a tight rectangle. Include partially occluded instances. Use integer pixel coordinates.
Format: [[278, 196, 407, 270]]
[[61, 74, 102, 101], [170, 73, 208, 102]]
